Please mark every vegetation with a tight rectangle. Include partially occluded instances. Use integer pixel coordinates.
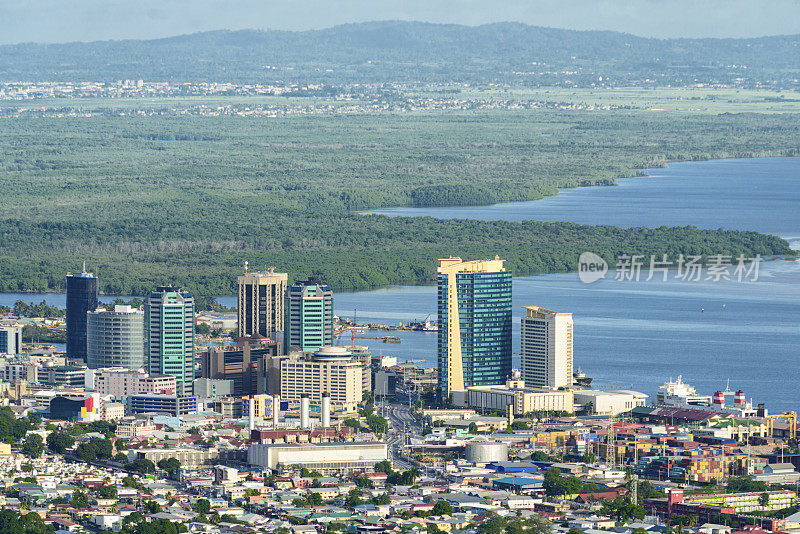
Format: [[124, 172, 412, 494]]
[[0, 107, 796, 296], [21, 434, 44, 459], [2, 22, 800, 88], [21, 325, 66, 344], [543, 467, 599, 497], [0, 409, 40, 444], [74, 437, 114, 462], [0, 509, 54, 534], [45, 431, 75, 453]]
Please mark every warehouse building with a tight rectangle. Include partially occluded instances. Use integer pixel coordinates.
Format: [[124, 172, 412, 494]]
[[247, 442, 387, 474]]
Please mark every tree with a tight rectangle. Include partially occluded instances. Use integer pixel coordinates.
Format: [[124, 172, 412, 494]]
[[194, 498, 211, 515], [346, 489, 364, 508], [98, 484, 117, 499], [157, 458, 181, 475], [759, 492, 770, 508], [307, 492, 323, 506], [343, 418, 361, 431], [27, 412, 42, 428], [22, 434, 43, 459], [125, 459, 155, 474], [374, 460, 393, 474], [70, 490, 89, 509], [145, 500, 162, 514], [468, 422, 479, 433], [46, 431, 74, 454], [372, 493, 391, 505], [432, 500, 453, 516]]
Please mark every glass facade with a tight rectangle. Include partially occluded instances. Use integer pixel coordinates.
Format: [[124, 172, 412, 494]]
[[66, 271, 98, 361], [145, 286, 195, 395], [285, 279, 334, 352], [438, 269, 512, 395], [87, 306, 145, 370]]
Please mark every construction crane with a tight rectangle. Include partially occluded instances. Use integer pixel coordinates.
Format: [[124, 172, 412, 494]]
[[766, 412, 797, 440]]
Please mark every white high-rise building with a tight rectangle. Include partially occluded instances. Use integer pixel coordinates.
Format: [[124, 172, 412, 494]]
[[87, 305, 145, 369], [520, 306, 573, 388]]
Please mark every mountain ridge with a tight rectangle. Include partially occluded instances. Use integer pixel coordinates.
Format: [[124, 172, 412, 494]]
[[1, 20, 798, 85]]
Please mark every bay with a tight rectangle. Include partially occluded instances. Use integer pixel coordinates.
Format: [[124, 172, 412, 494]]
[[3, 158, 799, 411]]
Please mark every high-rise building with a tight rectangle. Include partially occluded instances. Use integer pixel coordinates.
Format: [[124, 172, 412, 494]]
[[66, 265, 98, 361], [0, 325, 22, 355], [437, 256, 512, 397], [237, 264, 288, 342], [285, 278, 333, 352], [520, 306, 573, 388], [199, 338, 280, 396], [87, 305, 145, 369], [280, 346, 365, 412], [145, 286, 195, 396]]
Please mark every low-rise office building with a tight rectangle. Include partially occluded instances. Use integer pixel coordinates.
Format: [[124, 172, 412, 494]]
[[128, 394, 198, 417], [455, 377, 574, 415]]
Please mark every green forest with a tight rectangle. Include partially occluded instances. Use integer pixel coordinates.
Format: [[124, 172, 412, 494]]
[[0, 108, 796, 296]]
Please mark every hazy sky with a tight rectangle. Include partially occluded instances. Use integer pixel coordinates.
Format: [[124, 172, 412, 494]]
[[1, 0, 799, 44]]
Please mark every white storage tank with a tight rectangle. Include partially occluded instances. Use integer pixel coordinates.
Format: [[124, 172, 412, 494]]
[[465, 439, 508, 464]]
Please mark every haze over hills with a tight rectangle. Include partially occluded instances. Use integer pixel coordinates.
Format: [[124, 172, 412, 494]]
[[1, 21, 800, 86]]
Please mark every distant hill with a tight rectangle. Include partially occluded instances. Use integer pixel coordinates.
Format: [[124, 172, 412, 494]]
[[1, 21, 799, 86]]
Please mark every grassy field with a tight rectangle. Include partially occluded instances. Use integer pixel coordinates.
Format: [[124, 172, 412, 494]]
[[426, 86, 800, 114]]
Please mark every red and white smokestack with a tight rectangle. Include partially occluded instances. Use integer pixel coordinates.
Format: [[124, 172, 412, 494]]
[[734, 390, 745, 406], [713, 391, 725, 408]]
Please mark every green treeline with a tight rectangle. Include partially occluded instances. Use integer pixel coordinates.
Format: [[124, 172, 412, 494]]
[[0, 109, 796, 296]]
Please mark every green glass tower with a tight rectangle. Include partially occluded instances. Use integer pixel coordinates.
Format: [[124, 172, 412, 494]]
[[437, 257, 512, 397], [145, 285, 195, 395], [285, 278, 333, 352]]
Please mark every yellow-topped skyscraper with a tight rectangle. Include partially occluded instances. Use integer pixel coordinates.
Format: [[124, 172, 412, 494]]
[[437, 256, 512, 397], [237, 263, 288, 343]]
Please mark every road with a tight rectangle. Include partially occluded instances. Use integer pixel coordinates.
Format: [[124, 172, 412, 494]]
[[384, 402, 421, 471]]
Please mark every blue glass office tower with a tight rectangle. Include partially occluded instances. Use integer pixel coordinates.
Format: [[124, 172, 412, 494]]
[[437, 256, 512, 397], [66, 266, 99, 361]]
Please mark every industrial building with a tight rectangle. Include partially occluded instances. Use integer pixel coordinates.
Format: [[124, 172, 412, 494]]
[[66, 266, 98, 361], [573, 389, 649, 416], [145, 286, 195, 395], [285, 278, 334, 352], [280, 346, 366, 412], [437, 256, 512, 397], [520, 305, 573, 388], [237, 265, 287, 344], [247, 442, 388, 474], [86, 305, 145, 369]]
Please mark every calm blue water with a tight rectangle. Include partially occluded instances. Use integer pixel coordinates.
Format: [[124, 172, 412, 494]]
[[3, 158, 799, 411], [362, 157, 800, 241]]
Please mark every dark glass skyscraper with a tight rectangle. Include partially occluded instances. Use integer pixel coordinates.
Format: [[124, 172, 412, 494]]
[[437, 257, 512, 397], [66, 266, 99, 361]]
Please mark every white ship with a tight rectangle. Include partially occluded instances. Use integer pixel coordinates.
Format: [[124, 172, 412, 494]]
[[656, 376, 713, 407], [656, 376, 757, 417]]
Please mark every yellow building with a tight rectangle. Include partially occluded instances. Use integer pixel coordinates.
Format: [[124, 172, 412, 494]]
[[438, 256, 511, 396], [280, 346, 365, 412], [237, 266, 288, 340]]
